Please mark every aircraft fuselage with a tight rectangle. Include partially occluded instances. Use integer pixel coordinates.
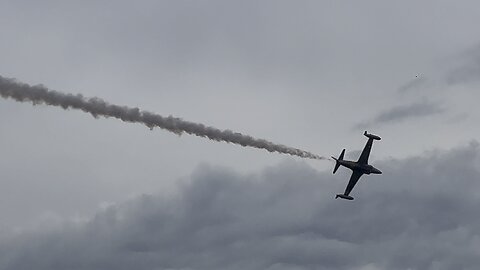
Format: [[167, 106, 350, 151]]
[[336, 160, 382, 175]]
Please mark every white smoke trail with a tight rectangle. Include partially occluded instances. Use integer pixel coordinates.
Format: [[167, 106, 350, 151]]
[[0, 76, 326, 160]]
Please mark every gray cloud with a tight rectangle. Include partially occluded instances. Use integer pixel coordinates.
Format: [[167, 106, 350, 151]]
[[390, 43, 480, 101], [375, 101, 444, 123], [1, 143, 480, 270], [397, 76, 428, 93], [396, 44, 480, 91], [446, 49, 480, 86], [356, 101, 445, 129]]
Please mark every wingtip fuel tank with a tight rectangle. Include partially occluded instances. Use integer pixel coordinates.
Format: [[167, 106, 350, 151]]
[[364, 131, 381, 140], [335, 194, 354, 200]]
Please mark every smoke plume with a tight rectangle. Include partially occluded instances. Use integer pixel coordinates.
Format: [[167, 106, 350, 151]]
[[0, 76, 325, 160]]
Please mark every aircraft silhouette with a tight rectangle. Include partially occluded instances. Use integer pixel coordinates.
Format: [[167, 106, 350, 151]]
[[332, 131, 382, 200]]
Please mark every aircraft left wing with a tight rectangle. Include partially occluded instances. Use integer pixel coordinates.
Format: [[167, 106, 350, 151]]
[[343, 170, 363, 197]]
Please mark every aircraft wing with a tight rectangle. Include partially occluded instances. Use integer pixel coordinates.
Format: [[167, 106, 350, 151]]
[[357, 138, 373, 165], [343, 170, 363, 196]]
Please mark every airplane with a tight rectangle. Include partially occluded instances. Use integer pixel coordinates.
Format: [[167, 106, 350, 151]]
[[332, 131, 382, 200]]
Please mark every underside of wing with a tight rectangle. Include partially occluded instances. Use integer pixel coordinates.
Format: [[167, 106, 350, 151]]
[[357, 138, 373, 164], [343, 170, 363, 196]]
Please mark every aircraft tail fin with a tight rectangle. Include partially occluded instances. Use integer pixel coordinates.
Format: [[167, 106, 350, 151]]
[[332, 149, 345, 174]]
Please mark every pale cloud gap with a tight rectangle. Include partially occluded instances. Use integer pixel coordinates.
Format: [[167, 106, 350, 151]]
[[1, 143, 479, 270]]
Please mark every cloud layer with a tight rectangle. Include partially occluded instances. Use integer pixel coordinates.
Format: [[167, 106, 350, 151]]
[[447, 45, 480, 86], [1, 143, 480, 270], [356, 100, 445, 129]]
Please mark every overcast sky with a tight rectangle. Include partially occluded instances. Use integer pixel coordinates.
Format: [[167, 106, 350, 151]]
[[1, 1, 480, 269]]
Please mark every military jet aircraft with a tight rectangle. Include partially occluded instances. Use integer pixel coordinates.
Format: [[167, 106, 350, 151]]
[[332, 131, 382, 200]]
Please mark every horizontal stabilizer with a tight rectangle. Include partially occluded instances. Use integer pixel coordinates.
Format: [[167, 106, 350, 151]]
[[335, 194, 354, 200]]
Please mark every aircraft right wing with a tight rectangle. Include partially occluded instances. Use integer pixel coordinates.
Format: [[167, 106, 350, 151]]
[[357, 138, 373, 165], [343, 170, 363, 196]]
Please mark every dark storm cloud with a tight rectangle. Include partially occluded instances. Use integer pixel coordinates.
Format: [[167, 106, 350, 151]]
[[356, 101, 445, 129], [1, 144, 480, 270]]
